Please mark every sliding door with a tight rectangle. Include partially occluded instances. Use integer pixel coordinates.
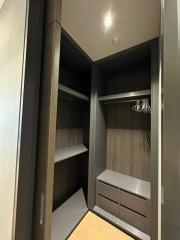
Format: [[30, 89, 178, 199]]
[[33, 1, 62, 240]]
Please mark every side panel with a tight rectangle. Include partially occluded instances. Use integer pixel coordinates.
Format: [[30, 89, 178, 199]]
[[88, 65, 107, 209], [0, 0, 29, 239], [162, 0, 180, 239], [15, 0, 44, 239], [33, 1, 62, 238], [151, 40, 160, 240]]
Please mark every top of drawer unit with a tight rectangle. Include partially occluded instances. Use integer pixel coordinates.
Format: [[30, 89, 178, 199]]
[[97, 170, 151, 199]]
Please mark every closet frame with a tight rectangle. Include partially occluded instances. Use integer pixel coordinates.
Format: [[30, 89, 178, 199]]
[[33, 1, 160, 239]]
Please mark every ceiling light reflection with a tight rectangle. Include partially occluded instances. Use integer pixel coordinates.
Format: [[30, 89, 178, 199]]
[[104, 12, 113, 29]]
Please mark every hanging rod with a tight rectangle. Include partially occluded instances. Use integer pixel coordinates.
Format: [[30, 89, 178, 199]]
[[102, 98, 150, 105]]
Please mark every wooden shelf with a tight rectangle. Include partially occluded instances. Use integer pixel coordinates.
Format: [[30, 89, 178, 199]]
[[59, 84, 89, 102], [98, 90, 151, 103], [52, 188, 88, 240], [97, 170, 151, 199], [55, 144, 88, 163], [94, 206, 150, 240]]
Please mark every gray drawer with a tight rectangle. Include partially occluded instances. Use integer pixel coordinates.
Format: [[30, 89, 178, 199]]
[[96, 180, 119, 203], [120, 190, 150, 217], [118, 205, 150, 234], [96, 194, 119, 217]]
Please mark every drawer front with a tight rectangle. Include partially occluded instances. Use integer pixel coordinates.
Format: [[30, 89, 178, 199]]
[[96, 180, 119, 203], [118, 205, 150, 234], [120, 190, 150, 217], [97, 195, 119, 217]]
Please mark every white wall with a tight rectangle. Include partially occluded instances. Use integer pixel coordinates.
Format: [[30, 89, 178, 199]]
[[0, 0, 29, 239]]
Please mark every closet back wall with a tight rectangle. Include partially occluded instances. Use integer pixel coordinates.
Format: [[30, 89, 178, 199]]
[[98, 43, 151, 181], [106, 102, 151, 181]]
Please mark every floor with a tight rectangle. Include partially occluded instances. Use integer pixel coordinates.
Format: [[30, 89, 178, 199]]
[[68, 211, 134, 240]]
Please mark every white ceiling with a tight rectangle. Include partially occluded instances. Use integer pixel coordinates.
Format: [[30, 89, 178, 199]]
[[62, 0, 160, 61]]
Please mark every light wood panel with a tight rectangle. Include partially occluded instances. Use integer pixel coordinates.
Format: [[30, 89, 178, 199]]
[[107, 129, 150, 181], [68, 211, 134, 240], [56, 96, 85, 149], [56, 129, 83, 148], [106, 101, 151, 181]]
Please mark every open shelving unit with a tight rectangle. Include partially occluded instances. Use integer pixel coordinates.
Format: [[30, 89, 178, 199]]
[[52, 29, 91, 239], [99, 90, 151, 103], [55, 144, 88, 163], [59, 84, 89, 102], [52, 188, 88, 240]]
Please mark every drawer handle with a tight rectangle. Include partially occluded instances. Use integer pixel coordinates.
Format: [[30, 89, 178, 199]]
[[40, 192, 45, 225]]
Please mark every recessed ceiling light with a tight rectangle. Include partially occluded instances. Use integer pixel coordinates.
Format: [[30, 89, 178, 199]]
[[104, 12, 113, 28]]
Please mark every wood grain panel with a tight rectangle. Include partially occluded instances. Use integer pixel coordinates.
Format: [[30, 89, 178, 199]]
[[56, 129, 83, 148], [106, 102, 150, 181], [69, 211, 134, 240], [107, 129, 150, 181], [56, 96, 84, 149]]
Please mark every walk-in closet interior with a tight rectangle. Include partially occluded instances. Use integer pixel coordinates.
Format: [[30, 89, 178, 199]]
[[33, 1, 161, 240]]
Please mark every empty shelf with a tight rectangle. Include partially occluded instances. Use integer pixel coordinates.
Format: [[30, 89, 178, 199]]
[[97, 169, 151, 199], [94, 206, 150, 240], [59, 84, 89, 101], [52, 188, 88, 240], [99, 90, 151, 103], [55, 144, 88, 163]]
